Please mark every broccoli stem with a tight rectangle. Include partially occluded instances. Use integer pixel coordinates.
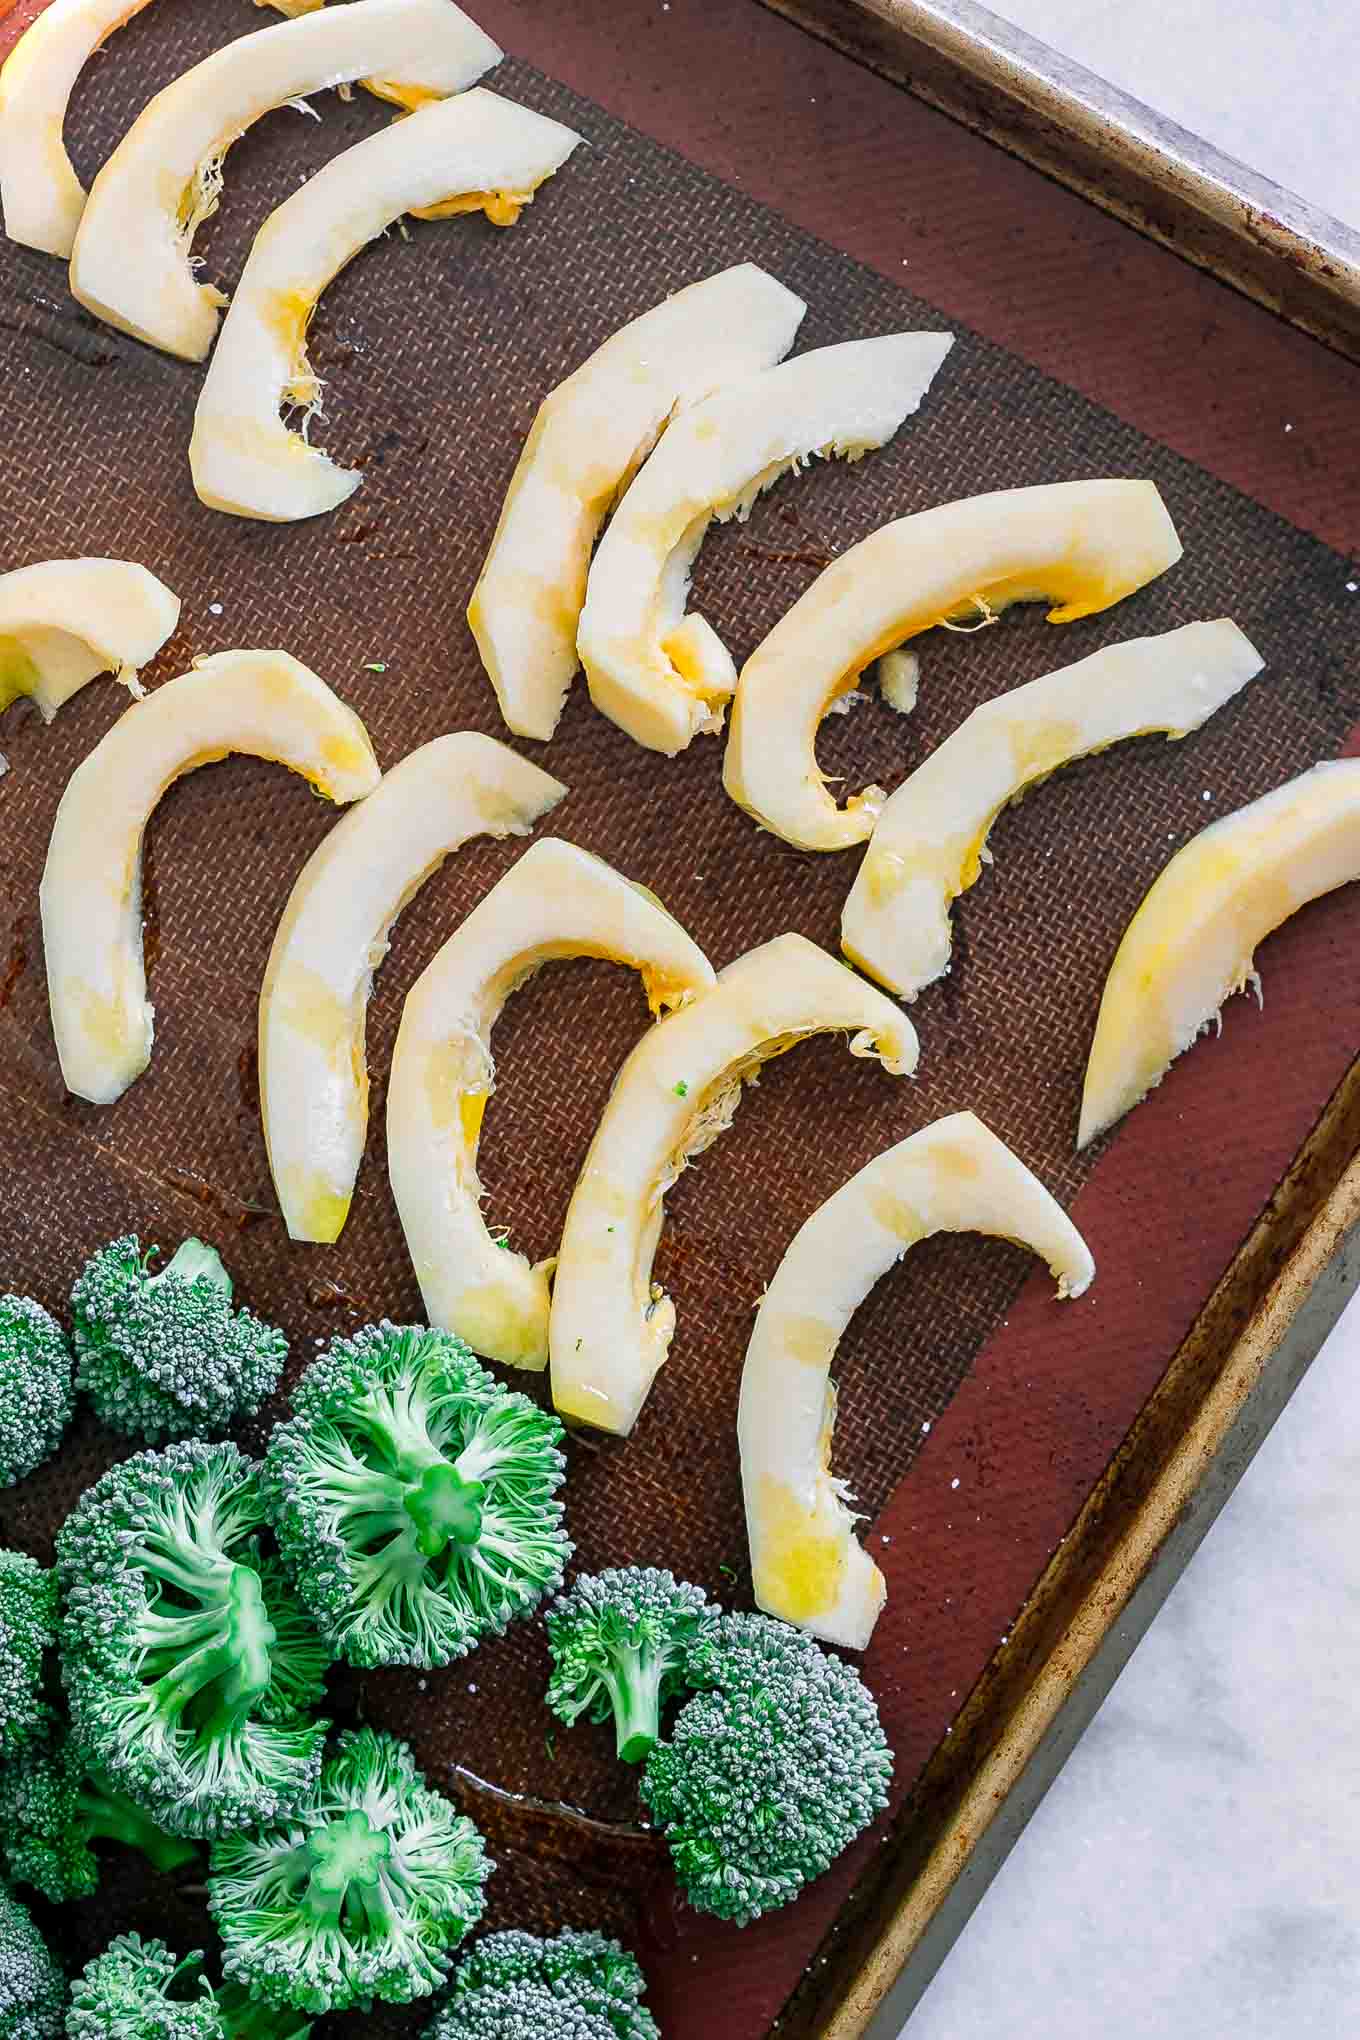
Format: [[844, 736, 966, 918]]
[[149, 1237, 234, 1298], [401, 1462, 487, 1558], [77, 1773, 199, 1877], [605, 1645, 669, 1764], [342, 1389, 487, 1557], [148, 1562, 276, 1737], [300, 1808, 393, 1931]]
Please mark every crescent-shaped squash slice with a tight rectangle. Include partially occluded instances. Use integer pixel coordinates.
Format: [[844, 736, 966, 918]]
[[549, 933, 918, 1436], [387, 837, 714, 1371], [1079, 757, 1360, 1148], [0, 0, 311, 258], [0, 0, 161, 258], [41, 650, 379, 1105], [261, 733, 566, 1244], [67, 0, 502, 360], [191, 90, 581, 522], [576, 333, 955, 755], [0, 558, 180, 721], [724, 479, 1184, 850], [739, 1112, 1092, 1648], [469, 264, 807, 741], [842, 619, 1263, 998]]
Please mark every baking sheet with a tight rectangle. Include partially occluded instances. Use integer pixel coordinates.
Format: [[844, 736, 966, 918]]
[[0, 1, 1357, 2032], [761, 0, 1360, 364]]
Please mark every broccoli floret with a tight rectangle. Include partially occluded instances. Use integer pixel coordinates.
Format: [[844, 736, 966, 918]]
[[0, 1880, 64, 2037], [263, 1322, 570, 1668], [208, 1725, 490, 2015], [545, 1569, 715, 1763], [57, 1439, 330, 1838], [0, 1723, 199, 1903], [71, 1235, 286, 1442], [429, 1981, 625, 2038], [431, 1929, 658, 2040], [67, 1937, 315, 2039], [0, 1294, 73, 1487], [68, 1935, 220, 2039], [640, 1611, 893, 1924], [0, 1551, 57, 1758]]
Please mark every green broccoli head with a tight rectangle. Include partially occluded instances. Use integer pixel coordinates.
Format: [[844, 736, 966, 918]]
[[0, 1722, 199, 1903], [432, 1929, 659, 2040], [428, 1981, 629, 2038], [208, 1725, 491, 2016], [0, 1550, 57, 1759], [546, 1569, 715, 1763], [67, 1934, 220, 2039], [263, 1322, 571, 1669], [640, 1611, 893, 1924], [0, 1880, 65, 2037], [71, 1235, 287, 1442], [57, 1439, 331, 1838], [0, 1294, 73, 1487]]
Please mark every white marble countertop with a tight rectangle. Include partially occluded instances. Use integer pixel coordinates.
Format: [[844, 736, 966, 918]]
[[906, 1285, 1360, 2036], [996, 0, 1360, 232]]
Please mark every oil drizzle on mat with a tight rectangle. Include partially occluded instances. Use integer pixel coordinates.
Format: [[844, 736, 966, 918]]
[[160, 1167, 272, 1230], [306, 1274, 381, 1318], [447, 1762, 668, 1887]]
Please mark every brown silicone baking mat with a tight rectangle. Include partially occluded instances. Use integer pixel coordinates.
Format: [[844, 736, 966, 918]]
[[0, 1, 1358, 2033]]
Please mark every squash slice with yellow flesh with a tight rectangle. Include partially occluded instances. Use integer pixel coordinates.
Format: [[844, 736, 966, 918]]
[[387, 837, 713, 1371], [68, 0, 501, 360], [550, 933, 918, 1436], [1079, 757, 1360, 1147], [843, 619, 1262, 998], [471, 263, 806, 741], [0, 557, 179, 722], [0, 0, 166, 258], [260, 733, 565, 1244], [577, 333, 954, 754], [41, 650, 379, 1105], [740, 1111, 1092, 1648], [0, 0, 306, 258], [191, 89, 581, 522], [724, 479, 1184, 850]]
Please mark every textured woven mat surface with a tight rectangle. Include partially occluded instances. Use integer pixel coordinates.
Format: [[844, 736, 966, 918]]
[[0, 3, 1357, 2032]]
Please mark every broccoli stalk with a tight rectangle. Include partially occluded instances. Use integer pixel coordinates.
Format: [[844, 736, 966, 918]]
[[71, 1233, 287, 1441], [640, 1611, 893, 1924], [209, 1727, 491, 2015], [297, 1804, 395, 1941], [0, 1725, 198, 1902], [431, 1929, 659, 2040], [158, 1237, 231, 1292], [0, 1551, 58, 1758], [545, 1569, 715, 1764], [0, 1294, 73, 1488], [263, 1322, 571, 1668], [217, 1981, 313, 2040], [80, 1768, 200, 1876], [57, 1440, 331, 1838]]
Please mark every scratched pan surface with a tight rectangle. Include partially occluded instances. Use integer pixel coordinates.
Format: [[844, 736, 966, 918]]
[[0, 0, 1358, 2033]]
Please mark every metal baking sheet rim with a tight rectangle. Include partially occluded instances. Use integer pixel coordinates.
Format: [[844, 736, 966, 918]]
[[785, 1059, 1360, 2038], [759, 0, 1360, 365]]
